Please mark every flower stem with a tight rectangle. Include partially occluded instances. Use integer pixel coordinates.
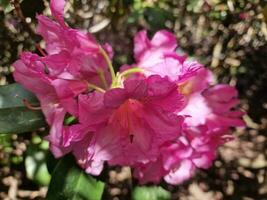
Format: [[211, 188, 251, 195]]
[[11, 0, 36, 39], [99, 46, 116, 84], [119, 67, 143, 78]]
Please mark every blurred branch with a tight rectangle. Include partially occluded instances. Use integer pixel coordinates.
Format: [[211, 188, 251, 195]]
[[10, 0, 36, 38], [89, 18, 110, 33]]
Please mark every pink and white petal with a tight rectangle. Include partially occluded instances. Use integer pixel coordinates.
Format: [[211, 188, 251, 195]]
[[134, 30, 151, 62], [164, 160, 196, 185], [36, 15, 64, 54], [50, 0, 66, 26], [46, 107, 68, 158], [151, 30, 177, 51]]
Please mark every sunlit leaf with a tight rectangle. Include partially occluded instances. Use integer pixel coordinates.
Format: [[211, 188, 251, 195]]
[[46, 155, 105, 200]]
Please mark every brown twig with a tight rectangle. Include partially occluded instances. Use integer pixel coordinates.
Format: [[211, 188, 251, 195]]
[[10, 0, 36, 38]]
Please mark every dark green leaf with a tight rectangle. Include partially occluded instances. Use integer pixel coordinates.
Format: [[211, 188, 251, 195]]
[[0, 83, 46, 134], [46, 151, 59, 174], [0, 83, 38, 109], [46, 155, 105, 200], [132, 186, 171, 200], [0, 107, 46, 134]]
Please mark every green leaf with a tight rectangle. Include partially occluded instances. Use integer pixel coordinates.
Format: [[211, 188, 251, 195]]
[[0, 83, 46, 134], [0, 107, 46, 134], [25, 141, 51, 186], [0, 83, 38, 108], [0, 134, 12, 147], [132, 186, 171, 200], [46, 155, 105, 200]]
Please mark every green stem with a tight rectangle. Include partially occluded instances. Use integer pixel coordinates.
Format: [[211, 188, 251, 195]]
[[111, 67, 143, 88], [99, 46, 116, 84], [119, 67, 143, 78]]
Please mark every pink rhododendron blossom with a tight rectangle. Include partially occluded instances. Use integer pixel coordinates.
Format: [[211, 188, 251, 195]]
[[13, 52, 72, 157], [133, 30, 201, 82], [67, 75, 185, 175], [36, 0, 112, 89], [13, 0, 112, 157], [130, 30, 244, 185], [12, 0, 245, 186]]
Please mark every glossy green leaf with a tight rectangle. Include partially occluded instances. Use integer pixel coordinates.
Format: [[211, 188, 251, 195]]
[[0, 83, 38, 109], [132, 186, 171, 200], [0, 83, 46, 134], [46, 155, 105, 200], [0, 107, 46, 134]]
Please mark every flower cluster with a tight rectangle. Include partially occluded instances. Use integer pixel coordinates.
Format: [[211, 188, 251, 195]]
[[13, 0, 244, 185]]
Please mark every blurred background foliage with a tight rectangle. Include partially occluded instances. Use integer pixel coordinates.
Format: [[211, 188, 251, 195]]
[[0, 0, 267, 199]]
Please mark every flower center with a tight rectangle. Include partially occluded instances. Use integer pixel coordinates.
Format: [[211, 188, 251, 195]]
[[110, 99, 143, 142]]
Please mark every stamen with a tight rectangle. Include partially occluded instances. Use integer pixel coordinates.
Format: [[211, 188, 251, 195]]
[[99, 46, 116, 84], [112, 67, 144, 88], [23, 99, 41, 110], [35, 44, 47, 56], [88, 83, 105, 93], [44, 65, 50, 75], [119, 67, 143, 79]]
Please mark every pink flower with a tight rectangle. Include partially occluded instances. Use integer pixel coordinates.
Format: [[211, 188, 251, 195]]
[[66, 75, 185, 175], [13, 0, 112, 157], [179, 83, 245, 131], [133, 30, 201, 82], [36, 0, 112, 88], [134, 126, 233, 185], [13, 52, 57, 123], [130, 30, 245, 185], [13, 52, 72, 157], [13, 12, 245, 186]]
